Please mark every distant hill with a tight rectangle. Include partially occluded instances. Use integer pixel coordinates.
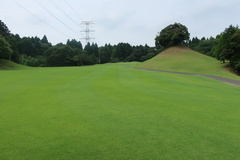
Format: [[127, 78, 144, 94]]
[[0, 59, 29, 70], [137, 46, 239, 79]]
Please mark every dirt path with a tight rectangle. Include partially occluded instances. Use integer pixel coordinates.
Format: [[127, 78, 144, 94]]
[[128, 67, 240, 86]]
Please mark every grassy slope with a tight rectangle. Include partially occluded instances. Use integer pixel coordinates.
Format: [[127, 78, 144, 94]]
[[0, 59, 29, 70], [138, 46, 240, 80], [0, 63, 240, 160]]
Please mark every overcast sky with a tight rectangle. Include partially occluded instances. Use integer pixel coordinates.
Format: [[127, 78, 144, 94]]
[[1, 0, 240, 46]]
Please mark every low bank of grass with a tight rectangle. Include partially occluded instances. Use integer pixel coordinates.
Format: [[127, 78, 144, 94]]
[[0, 63, 240, 160], [0, 59, 29, 70], [138, 46, 240, 80]]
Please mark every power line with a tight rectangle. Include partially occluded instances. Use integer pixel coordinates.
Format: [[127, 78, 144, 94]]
[[47, 0, 80, 27], [63, 0, 83, 20], [33, 0, 79, 35], [12, 0, 70, 38]]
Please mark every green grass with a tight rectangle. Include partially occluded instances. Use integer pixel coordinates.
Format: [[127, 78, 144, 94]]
[[138, 46, 240, 80], [0, 59, 30, 70], [0, 62, 240, 159]]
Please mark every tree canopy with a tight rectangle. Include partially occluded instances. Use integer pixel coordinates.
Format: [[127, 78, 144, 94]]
[[1, 19, 240, 74], [0, 35, 12, 60], [155, 23, 190, 48], [216, 25, 239, 63], [188, 25, 240, 73], [0, 20, 11, 37], [0, 20, 12, 60]]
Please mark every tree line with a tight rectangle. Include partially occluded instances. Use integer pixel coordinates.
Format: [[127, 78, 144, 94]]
[[0, 20, 158, 67], [155, 23, 240, 74], [1, 20, 240, 74], [188, 25, 240, 73]]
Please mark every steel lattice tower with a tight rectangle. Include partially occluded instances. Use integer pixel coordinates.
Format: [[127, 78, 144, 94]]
[[80, 21, 95, 46]]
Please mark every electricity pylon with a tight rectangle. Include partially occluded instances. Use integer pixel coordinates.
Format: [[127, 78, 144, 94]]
[[80, 21, 95, 46]]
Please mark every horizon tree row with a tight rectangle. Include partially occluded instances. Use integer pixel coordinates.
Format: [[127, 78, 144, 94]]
[[0, 19, 158, 67], [187, 25, 240, 73], [155, 22, 240, 73], [1, 19, 240, 73]]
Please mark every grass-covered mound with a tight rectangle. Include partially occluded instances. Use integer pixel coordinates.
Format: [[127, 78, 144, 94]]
[[0, 59, 29, 70], [138, 46, 239, 79], [0, 63, 240, 159]]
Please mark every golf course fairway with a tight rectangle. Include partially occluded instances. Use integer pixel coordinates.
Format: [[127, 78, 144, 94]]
[[1, 62, 240, 160]]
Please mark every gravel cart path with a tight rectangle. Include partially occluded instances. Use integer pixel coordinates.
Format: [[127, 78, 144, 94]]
[[128, 67, 240, 86]]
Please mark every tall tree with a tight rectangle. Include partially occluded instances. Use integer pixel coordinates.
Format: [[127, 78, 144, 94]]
[[0, 35, 12, 60], [114, 42, 133, 61], [92, 43, 99, 57], [194, 37, 215, 55], [0, 20, 13, 60], [45, 45, 74, 66], [0, 20, 11, 37], [229, 29, 240, 73], [41, 35, 49, 44], [67, 39, 83, 50], [99, 44, 112, 64], [17, 37, 34, 56], [155, 23, 190, 48], [126, 45, 147, 62], [188, 37, 200, 49], [84, 42, 92, 54], [216, 25, 239, 63]]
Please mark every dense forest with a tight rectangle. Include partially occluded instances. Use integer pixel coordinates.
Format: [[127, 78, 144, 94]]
[[0, 20, 240, 73], [0, 20, 159, 67]]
